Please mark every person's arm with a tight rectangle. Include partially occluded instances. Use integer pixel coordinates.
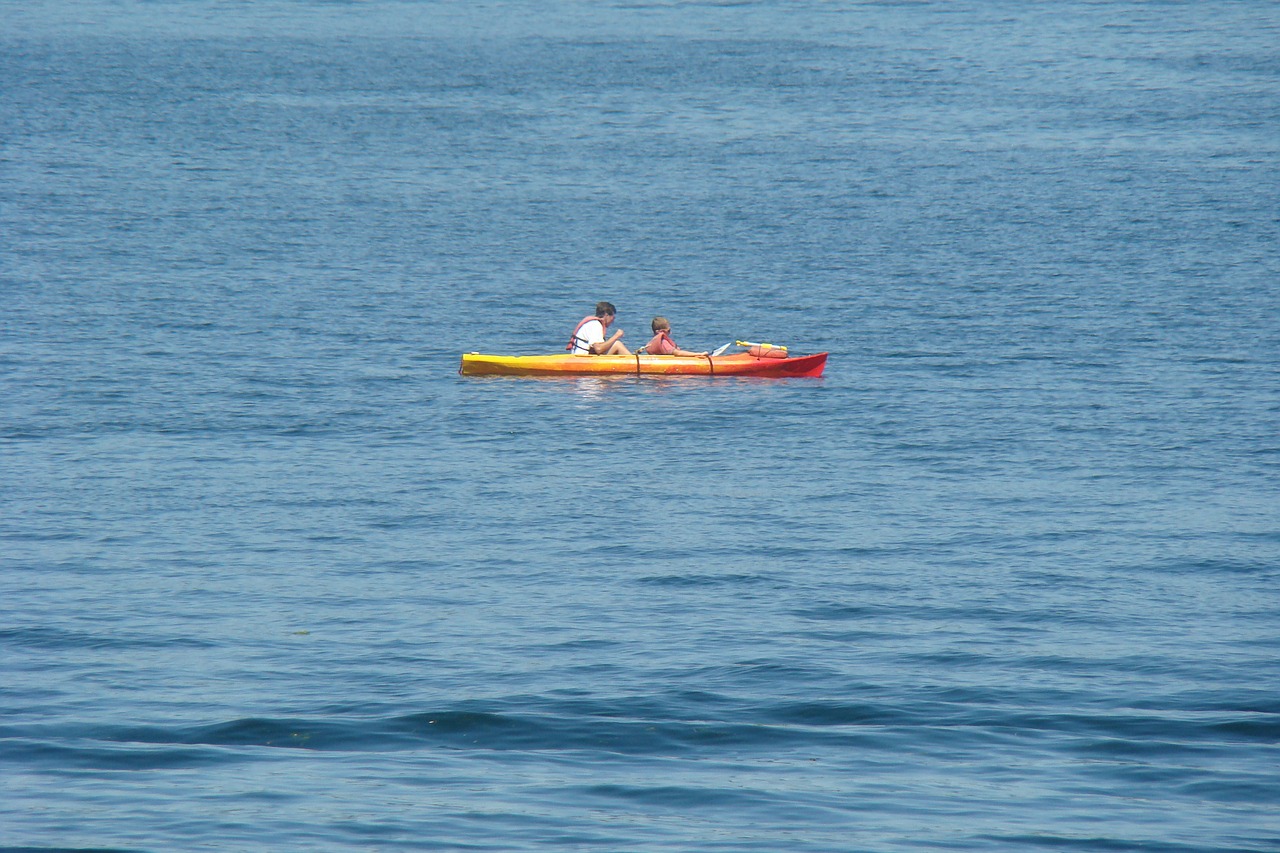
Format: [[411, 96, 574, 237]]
[[672, 346, 708, 357], [591, 329, 624, 354]]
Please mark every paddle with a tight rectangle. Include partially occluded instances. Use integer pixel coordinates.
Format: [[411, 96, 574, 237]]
[[734, 340, 787, 353], [709, 340, 789, 357]]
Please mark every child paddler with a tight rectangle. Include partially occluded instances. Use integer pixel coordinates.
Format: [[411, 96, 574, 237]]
[[641, 317, 708, 357]]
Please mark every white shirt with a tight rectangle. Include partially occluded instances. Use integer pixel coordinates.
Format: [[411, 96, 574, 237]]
[[572, 318, 606, 354]]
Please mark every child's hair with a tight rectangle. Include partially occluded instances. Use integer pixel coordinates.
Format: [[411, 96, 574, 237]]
[[651, 316, 670, 333]]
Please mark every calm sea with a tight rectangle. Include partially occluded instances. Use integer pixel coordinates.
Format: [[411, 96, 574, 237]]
[[3, 1, 1278, 850]]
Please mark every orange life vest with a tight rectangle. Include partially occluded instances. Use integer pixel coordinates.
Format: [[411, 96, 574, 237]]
[[644, 329, 676, 355], [566, 316, 603, 352]]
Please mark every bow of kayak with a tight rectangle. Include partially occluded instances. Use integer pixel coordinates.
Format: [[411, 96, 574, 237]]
[[460, 351, 827, 378]]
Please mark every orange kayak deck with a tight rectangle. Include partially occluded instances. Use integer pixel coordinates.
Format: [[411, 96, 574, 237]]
[[460, 351, 827, 378]]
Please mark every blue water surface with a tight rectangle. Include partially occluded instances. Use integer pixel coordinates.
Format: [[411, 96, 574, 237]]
[[3, 1, 1279, 851]]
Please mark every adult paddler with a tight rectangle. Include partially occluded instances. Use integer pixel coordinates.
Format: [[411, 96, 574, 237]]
[[567, 301, 631, 355]]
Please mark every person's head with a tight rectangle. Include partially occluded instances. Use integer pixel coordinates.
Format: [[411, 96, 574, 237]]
[[595, 301, 617, 319], [651, 316, 670, 334]]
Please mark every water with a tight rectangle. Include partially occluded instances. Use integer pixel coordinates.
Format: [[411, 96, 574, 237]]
[[3, 1, 1279, 850]]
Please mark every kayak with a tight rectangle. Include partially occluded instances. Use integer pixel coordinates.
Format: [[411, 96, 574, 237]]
[[459, 350, 827, 378], [460, 351, 827, 378]]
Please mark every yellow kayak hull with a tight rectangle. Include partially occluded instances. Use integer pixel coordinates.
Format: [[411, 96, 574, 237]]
[[459, 351, 827, 378]]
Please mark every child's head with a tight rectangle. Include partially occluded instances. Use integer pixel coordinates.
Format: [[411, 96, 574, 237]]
[[651, 316, 670, 333]]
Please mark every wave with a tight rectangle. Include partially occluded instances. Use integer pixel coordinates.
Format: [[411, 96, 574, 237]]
[[6, 691, 1276, 770], [0, 627, 219, 652]]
